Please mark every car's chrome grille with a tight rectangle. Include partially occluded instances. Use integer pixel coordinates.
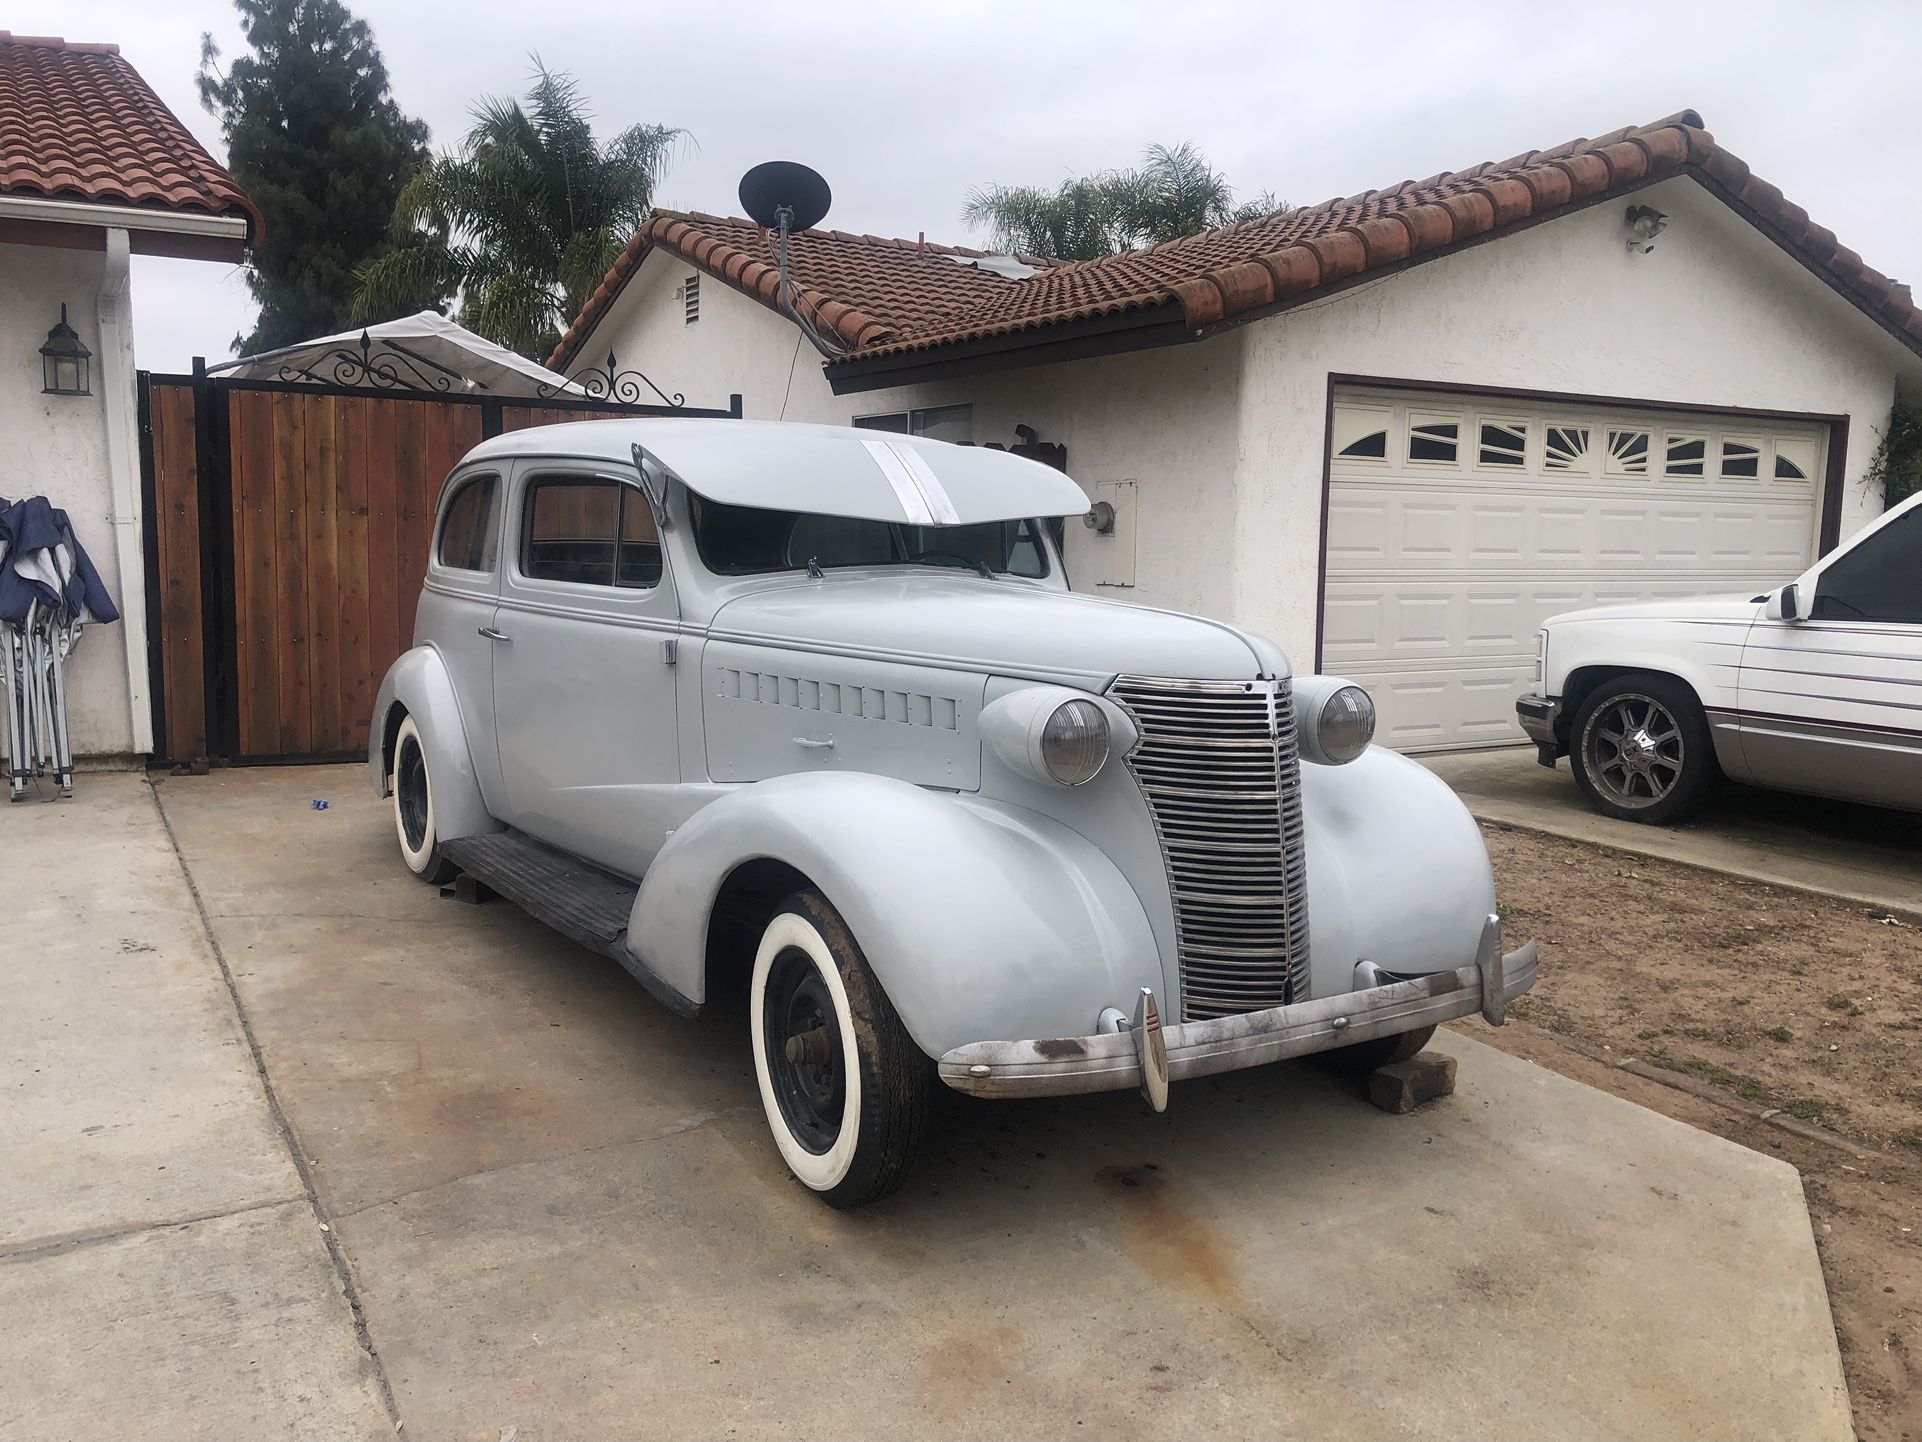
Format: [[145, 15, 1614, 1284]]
[[1109, 675, 1310, 1021]]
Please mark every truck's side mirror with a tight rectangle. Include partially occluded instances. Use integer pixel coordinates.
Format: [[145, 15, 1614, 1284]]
[[1764, 583, 1803, 622]]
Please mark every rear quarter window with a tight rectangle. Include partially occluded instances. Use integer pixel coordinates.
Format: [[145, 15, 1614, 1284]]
[[435, 474, 500, 573]]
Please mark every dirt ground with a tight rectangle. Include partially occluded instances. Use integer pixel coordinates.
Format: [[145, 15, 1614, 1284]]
[[1461, 822, 1922, 1442]]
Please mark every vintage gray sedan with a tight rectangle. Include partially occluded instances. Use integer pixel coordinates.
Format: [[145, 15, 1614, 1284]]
[[370, 419, 1537, 1206]]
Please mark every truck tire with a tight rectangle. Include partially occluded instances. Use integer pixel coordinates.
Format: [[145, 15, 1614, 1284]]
[[391, 713, 457, 885], [749, 889, 931, 1208], [1569, 673, 1718, 825]]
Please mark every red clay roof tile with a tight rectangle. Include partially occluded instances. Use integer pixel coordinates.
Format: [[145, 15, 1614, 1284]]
[[0, 31, 260, 237], [551, 110, 1921, 374]]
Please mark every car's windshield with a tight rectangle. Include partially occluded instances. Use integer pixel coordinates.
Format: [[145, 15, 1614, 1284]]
[[688, 495, 1050, 579]]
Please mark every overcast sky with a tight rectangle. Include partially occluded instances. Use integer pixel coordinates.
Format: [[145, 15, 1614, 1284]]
[[15, 0, 1922, 371]]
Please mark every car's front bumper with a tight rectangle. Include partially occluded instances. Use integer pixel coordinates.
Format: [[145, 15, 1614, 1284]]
[[1515, 693, 1563, 765], [938, 915, 1539, 1101]]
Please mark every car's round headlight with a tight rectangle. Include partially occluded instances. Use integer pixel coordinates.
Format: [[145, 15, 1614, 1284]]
[[1317, 685, 1375, 764], [1040, 698, 1110, 785]]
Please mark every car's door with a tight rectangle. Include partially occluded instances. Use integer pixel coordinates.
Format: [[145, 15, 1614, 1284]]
[[1737, 504, 1922, 810], [417, 468, 506, 804], [490, 462, 683, 876]]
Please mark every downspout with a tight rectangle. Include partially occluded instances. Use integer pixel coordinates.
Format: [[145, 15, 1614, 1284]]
[[96, 227, 153, 754]]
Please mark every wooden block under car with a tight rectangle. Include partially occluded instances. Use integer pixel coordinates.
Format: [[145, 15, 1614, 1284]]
[[1367, 1051, 1457, 1114]]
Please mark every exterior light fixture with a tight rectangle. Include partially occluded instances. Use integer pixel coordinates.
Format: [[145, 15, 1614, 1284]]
[[40, 304, 92, 396], [1624, 204, 1668, 256]]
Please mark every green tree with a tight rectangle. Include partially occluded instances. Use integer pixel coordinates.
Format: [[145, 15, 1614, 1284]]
[[964, 142, 1289, 260], [198, 0, 436, 354], [353, 61, 685, 360]]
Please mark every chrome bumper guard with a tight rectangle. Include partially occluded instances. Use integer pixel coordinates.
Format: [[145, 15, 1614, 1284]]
[[938, 914, 1538, 1104]]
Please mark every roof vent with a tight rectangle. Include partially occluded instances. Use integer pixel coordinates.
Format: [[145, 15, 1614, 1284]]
[[683, 273, 700, 325]]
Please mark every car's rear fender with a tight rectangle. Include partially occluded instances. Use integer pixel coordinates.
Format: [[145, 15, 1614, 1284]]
[[367, 646, 498, 843], [624, 771, 1162, 1057]]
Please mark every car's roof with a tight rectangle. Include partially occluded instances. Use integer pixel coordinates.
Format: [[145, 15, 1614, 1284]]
[[464, 417, 1089, 525]]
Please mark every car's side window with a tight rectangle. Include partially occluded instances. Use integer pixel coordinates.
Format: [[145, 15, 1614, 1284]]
[[1811, 510, 1920, 623], [522, 476, 661, 592], [435, 473, 500, 573]]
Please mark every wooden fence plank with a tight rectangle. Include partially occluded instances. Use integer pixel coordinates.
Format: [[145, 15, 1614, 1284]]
[[272, 388, 311, 755], [337, 395, 372, 753], [234, 389, 279, 755], [364, 399, 401, 695], [305, 393, 342, 751], [148, 383, 205, 760], [393, 401, 426, 648]]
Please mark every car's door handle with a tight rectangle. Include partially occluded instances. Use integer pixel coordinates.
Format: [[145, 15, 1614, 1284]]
[[792, 736, 835, 750], [477, 626, 509, 641]]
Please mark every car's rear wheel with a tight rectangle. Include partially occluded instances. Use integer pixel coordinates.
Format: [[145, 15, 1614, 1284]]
[[1569, 673, 1717, 825], [749, 890, 931, 1208], [391, 714, 457, 884]]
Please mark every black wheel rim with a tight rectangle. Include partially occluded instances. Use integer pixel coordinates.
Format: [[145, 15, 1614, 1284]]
[[396, 737, 430, 851], [763, 947, 844, 1154], [1584, 694, 1684, 808]]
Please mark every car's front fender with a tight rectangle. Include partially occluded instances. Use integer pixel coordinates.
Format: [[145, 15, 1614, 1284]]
[[1298, 747, 1496, 991], [367, 646, 497, 844], [625, 771, 1162, 1057]]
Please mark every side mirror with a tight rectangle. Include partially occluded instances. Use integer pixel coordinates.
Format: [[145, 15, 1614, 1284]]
[[1764, 583, 1803, 622]]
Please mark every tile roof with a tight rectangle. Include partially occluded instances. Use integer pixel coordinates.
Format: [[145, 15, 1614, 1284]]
[[0, 31, 261, 236], [552, 111, 1922, 375]]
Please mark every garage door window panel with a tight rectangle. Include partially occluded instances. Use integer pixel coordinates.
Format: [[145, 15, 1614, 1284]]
[[1812, 511, 1921, 623], [1544, 426, 1592, 472], [1720, 437, 1762, 480], [1774, 437, 1816, 483], [1407, 414, 1461, 466], [1606, 429, 1650, 477], [1477, 419, 1529, 470], [1664, 434, 1708, 479], [1332, 405, 1391, 462]]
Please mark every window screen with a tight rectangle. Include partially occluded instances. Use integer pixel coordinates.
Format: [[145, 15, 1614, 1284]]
[[436, 474, 499, 572], [1811, 511, 1921, 623], [522, 477, 661, 590]]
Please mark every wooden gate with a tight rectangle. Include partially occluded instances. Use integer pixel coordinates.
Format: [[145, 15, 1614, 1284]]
[[140, 368, 740, 764]]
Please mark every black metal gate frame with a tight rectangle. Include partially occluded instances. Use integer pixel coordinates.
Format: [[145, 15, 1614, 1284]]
[[136, 361, 742, 766]]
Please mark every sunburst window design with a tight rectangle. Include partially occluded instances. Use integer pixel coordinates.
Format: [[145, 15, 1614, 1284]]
[[1606, 429, 1649, 476], [1774, 437, 1816, 482], [1478, 420, 1527, 468], [1544, 425, 1591, 471]]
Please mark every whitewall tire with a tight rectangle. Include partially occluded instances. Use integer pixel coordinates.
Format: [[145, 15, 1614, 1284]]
[[748, 890, 931, 1208], [391, 714, 457, 885]]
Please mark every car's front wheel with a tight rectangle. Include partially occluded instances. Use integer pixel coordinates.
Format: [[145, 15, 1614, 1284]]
[[1569, 673, 1717, 825], [749, 890, 931, 1208], [390, 713, 457, 884]]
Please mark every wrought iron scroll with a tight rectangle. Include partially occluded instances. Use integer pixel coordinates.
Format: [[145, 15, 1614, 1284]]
[[536, 350, 685, 407], [277, 332, 462, 392]]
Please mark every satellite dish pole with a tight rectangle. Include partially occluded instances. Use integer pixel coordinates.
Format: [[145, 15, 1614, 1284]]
[[738, 161, 845, 359]]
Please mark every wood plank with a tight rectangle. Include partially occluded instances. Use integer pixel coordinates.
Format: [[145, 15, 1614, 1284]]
[[306, 392, 341, 752], [273, 388, 310, 755], [150, 384, 205, 760], [364, 399, 401, 683], [336, 394, 372, 754], [234, 389, 278, 756], [392, 401, 426, 648]]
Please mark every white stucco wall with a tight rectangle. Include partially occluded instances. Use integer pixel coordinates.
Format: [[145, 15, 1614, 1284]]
[[0, 241, 138, 757], [578, 177, 1920, 673]]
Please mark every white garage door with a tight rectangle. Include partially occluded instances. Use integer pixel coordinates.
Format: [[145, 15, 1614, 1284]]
[[1321, 386, 1824, 752]]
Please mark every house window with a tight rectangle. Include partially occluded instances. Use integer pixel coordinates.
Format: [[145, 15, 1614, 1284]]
[[1719, 437, 1761, 479], [852, 404, 973, 443], [1331, 404, 1390, 461], [1605, 429, 1650, 476], [1544, 425, 1591, 471], [1664, 433, 1708, 478], [1774, 436, 1817, 482], [683, 274, 700, 325], [1477, 419, 1528, 468], [1406, 414, 1460, 465]]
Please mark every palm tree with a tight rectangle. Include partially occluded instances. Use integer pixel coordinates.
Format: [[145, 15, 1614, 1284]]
[[964, 143, 1288, 260], [353, 60, 685, 358]]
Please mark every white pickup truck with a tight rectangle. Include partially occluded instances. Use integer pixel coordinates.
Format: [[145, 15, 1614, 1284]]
[[1517, 490, 1921, 823]]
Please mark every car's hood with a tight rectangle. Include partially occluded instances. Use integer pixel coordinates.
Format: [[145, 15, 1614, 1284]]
[[707, 572, 1285, 684], [1545, 592, 1765, 628]]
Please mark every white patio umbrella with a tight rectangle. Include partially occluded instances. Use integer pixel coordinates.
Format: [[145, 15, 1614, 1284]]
[[211, 311, 584, 397]]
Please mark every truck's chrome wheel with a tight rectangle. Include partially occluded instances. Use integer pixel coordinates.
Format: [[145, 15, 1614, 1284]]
[[391, 714, 456, 884], [1583, 693, 1683, 807], [748, 891, 931, 1208]]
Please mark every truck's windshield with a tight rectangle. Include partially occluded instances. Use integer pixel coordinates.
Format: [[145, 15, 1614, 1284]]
[[688, 495, 1050, 579]]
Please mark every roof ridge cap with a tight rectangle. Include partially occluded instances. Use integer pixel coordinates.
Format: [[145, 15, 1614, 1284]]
[[0, 31, 121, 53]]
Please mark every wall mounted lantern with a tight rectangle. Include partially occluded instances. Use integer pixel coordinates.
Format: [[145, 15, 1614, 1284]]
[[40, 304, 92, 396]]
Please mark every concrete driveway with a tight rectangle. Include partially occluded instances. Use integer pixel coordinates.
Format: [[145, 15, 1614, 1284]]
[[2, 766, 1853, 1441], [1423, 747, 1922, 921]]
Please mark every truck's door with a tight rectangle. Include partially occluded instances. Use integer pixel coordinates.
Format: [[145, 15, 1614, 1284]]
[[489, 461, 683, 877]]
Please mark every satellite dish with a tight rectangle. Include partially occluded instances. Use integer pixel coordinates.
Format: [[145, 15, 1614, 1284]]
[[739, 161, 831, 233]]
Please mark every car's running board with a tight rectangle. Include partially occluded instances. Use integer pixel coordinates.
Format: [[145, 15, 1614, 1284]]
[[438, 829, 698, 1016]]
